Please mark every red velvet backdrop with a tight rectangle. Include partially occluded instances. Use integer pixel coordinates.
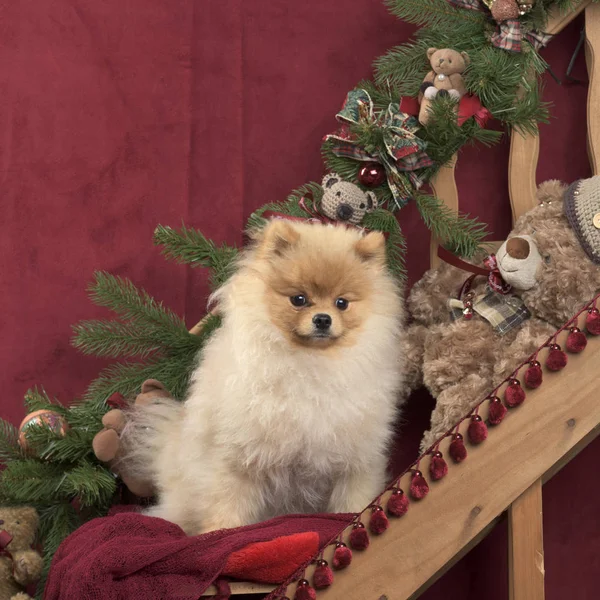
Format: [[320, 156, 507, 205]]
[[1, 1, 599, 598]]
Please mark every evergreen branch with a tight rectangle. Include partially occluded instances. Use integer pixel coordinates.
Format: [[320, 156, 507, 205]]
[[0, 460, 66, 504], [0, 419, 25, 463], [24, 424, 96, 464], [153, 224, 238, 290], [415, 193, 488, 258], [61, 462, 117, 507], [385, 0, 485, 26], [23, 388, 69, 417], [362, 209, 407, 281], [36, 503, 81, 600], [246, 182, 324, 230], [72, 318, 200, 359]]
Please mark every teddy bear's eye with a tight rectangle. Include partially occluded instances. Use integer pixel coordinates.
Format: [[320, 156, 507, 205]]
[[359, 203, 365, 209], [543, 256, 551, 264], [448, 59, 452, 63], [15, 521, 20, 525], [335, 191, 341, 197]]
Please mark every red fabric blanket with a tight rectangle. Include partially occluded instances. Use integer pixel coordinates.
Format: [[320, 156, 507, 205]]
[[44, 512, 352, 600]]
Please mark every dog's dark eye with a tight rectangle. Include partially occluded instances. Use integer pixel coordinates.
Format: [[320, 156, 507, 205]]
[[335, 298, 349, 311], [290, 295, 308, 307]]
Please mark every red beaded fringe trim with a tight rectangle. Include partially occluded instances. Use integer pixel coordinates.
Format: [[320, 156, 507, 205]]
[[267, 293, 600, 600]]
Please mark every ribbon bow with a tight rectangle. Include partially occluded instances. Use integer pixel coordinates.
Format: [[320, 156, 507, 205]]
[[324, 88, 433, 209], [446, 0, 552, 53], [438, 246, 512, 295]]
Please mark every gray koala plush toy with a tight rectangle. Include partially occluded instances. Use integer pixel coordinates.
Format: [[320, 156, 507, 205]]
[[320, 173, 377, 225]]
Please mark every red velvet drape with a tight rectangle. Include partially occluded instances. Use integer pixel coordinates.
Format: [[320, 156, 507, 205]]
[[1, 1, 598, 598]]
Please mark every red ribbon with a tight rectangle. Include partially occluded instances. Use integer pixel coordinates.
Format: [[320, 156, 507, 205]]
[[400, 94, 491, 128], [438, 246, 511, 295], [0, 530, 13, 560]]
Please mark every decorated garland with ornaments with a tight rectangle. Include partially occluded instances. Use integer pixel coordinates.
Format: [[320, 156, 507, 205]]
[[0, 0, 588, 596]]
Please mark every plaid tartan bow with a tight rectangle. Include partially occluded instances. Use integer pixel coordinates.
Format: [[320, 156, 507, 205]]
[[324, 88, 432, 209], [446, 0, 552, 53]]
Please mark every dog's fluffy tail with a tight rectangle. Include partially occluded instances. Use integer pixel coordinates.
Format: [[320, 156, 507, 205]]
[[117, 397, 183, 486]]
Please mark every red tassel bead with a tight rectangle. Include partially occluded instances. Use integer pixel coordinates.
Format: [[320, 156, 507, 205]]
[[505, 379, 526, 407], [546, 344, 567, 372], [467, 415, 488, 444], [369, 505, 389, 534], [566, 327, 587, 353], [524, 361, 543, 389], [349, 522, 369, 550], [449, 433, 467, 463], [429, 451, 448, 481], [332, 542, 352, 569], [409, 470, 429, 500], [294, 579, 317, 600], [488, 396, 507, 425], [586, 307, 600, 335], [387, 489, 409, 517], [313, 559, 333, 589]]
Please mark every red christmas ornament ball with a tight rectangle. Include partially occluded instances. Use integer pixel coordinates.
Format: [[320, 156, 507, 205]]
[[358, 162, 386, 188], [18, 409, 69, 453]]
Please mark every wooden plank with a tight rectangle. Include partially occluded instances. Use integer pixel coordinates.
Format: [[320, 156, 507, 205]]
[[305, 327, 600, 600], [202, 581, 275, 597], [508, 131, 539, 223], [509, 479, 545, 600], [429, 154, 458, 269], [586, 1, 600, 175], [545, 0, 591, 35]]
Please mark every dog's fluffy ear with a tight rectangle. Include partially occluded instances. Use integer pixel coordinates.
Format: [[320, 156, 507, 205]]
[[355, 231, 386, 265], [259, 219, 301, 257]]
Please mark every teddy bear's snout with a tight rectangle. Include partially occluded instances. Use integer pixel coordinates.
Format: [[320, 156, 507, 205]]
[[506, 237, 530, 260], [336, 204, 354, 221]]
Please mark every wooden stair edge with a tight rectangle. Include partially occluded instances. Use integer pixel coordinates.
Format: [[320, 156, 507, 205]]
[[298, 325, 600, 600]]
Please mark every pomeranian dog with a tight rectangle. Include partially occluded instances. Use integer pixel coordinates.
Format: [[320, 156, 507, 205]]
[[126, 219, 408, 534]]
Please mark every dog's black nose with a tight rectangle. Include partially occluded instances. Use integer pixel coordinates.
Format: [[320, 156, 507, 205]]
[[313, 313, 332, 330], [336, 204, 353, 221]]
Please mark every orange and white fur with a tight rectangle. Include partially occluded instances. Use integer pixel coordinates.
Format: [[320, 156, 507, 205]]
[[125, 220, 408, 534]]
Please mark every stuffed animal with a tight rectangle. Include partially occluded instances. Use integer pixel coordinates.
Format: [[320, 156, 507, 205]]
[[418, 48, 470, 125], [0, 507, 43, 600], [92, 379, 173, 498], [320, 173, 377, 225], [409, 178, 600, 451]]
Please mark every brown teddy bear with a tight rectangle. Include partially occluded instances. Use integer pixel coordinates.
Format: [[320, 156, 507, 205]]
[[419, 48, 470, 125], [92, 379, 174, 498], [409, 178, 600, 451], [0, 507, 43, 600]]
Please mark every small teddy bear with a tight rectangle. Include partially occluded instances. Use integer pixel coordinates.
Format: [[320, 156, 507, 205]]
[[92, 379, 174, 498], [320, 173, 377, 225], [409, 178, 600, 451], [0, 506, 43, 600], [419, 48, 470, 125]]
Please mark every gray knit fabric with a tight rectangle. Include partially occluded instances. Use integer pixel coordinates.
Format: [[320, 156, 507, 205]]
[[321, 173, 377, 225], [564, 176, 600, 265]]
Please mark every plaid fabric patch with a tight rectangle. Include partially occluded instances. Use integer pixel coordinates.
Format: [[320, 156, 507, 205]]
[[448, 290, 530, 336]]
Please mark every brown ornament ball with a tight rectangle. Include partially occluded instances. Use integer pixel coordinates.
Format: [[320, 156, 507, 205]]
[[18, 409, 69, 452], [357, 162, 386, 188]]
